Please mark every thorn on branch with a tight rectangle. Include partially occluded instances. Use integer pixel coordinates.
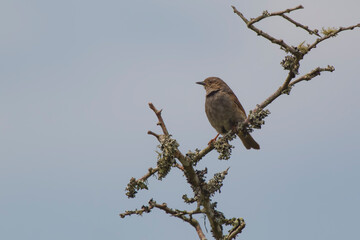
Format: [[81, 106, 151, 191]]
[[148, 102, 169, 136]]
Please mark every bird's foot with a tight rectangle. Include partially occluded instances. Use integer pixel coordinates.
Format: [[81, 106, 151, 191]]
[[208, 133, 220, 145]]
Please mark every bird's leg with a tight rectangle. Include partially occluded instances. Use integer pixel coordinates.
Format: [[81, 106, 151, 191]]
[[208, 133, 220, 145], [231, 125, 238, 134]]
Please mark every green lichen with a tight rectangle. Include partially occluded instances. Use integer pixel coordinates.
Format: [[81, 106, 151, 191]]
[[204, 168, 229, 196], [281, 55, 300, 75], [248, 108, 271, 129], [156, 135, 179, 180], [214, 136, 235, 160], [125, 177, 149, 198]]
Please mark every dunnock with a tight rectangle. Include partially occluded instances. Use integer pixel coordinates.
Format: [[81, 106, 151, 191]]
[[197, 77, 260, 150]]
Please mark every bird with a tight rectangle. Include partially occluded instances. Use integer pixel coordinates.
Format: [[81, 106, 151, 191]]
[[196, 77, 260, 150]]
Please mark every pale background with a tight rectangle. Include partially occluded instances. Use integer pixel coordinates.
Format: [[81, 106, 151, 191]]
[[1, 0, 359, 239]]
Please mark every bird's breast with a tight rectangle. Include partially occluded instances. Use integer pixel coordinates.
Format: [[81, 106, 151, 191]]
[[205, 91, 244, 134]]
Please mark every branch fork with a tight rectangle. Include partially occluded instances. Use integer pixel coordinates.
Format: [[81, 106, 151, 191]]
[[121, 4, 359, 240]]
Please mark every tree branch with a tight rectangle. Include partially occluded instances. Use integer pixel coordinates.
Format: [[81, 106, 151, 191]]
[[281, 14, 320, 37], [247, 5, 303, 26], [290, 65, 335, 87], [225, 218, 246, 240], [307, 23, 360, 52], [125, 167, 158, 198], [231, 5, 360, 132], [147, 103, 224, 239], [150, 199, 207, 240], [246, 5, 320, 37], [232, 5, 298, 55], [123, 5, 360, 240], [149, 102, 169, 135]]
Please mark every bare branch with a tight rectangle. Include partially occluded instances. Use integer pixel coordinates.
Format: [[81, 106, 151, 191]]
[[147, 130, 160, 140], [120, 199, 207, 240], [150, 199, 207, 240], [290, 65, 335, 86], [246, 5, 320, 37], [149, 102, 169, 135], [232, 5, 298, 55], [248, 5, 303, 26], [281, 14, 320, 37], [241, 70, 295, 129], [194, 144, 214, 163], [231, 5, 359, 134], [240, 64, 334, 128], [139, 167, 158, 182]]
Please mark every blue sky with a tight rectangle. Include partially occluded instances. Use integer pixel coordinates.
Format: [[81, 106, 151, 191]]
[[1, 0, 359, 239]]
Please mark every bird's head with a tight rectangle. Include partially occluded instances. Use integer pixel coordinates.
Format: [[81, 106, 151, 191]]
[[196, 77, 228, 95]]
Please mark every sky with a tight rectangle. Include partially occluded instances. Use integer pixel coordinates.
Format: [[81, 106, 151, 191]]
[[1, 0, 360, 239]]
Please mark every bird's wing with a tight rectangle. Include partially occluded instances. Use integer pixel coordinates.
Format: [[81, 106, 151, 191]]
[[225, 88, 247, 116]]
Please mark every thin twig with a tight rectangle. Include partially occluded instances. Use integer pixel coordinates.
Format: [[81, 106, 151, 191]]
[[150, 200, 207, 240], [307, 23, 360, 52], [281, 14, 320, 37], [124, 7, 360, 240], [119, 204, 154, 218], [290, 65, 335, 86], [149, 102, 169, 135], [246, 5, 320, 37], [120, 199, 207, 240], [175, 163, 185, 172], [147, 130, 160, 141], [248, 5, 303, 26], [139, 167, 159, 182], [225, 218, 246, 240], [232, 5, 298, 55], [193, 144, 214, 163]]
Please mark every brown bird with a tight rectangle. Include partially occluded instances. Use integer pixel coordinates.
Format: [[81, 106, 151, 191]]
[[197, 77, 260, 150]]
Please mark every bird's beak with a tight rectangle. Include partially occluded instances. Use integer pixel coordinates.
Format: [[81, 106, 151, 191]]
[[196, 81, 205, 86]]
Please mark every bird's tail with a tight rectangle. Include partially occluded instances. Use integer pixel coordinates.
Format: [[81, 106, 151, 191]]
[[237, 132, 260, 150]]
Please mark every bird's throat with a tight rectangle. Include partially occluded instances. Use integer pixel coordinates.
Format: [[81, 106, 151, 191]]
[[206, 89, 220, 98]]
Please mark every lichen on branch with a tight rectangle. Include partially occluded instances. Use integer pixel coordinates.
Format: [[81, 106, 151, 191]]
[[156, 135, 179, 180], [121, 4, 360, 240]]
